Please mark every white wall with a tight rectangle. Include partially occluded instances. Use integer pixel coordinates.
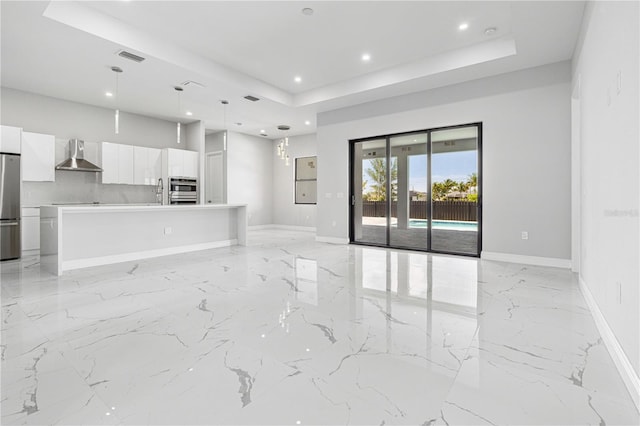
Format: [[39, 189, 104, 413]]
[[226, 131, 273, 226], [272, 133, 317, 229], [205, 131, 225, 153], [1, 87, 185, 148], [185, 121, 205, 203], [316, 61, 572, 260], [572, 1, 639, 382], [1, 87, 190, 205]]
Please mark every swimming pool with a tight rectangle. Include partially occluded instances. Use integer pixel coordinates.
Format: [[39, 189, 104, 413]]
[[409, 219, 478, 231]]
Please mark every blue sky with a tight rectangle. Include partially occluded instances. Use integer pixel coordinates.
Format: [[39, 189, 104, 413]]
[[362, 151, 477, 193]]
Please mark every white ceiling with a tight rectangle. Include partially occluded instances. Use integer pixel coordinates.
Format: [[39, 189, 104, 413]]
[[1, 1, 585, 138]]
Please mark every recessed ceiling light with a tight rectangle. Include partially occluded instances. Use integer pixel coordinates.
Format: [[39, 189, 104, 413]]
[[302, 7, 314, 16], [458, 22, 469, 31], [105, 92, 113, 97], [260, 129, 266, 133], [361, 53, 371, 62], [294, 76, 302, 83], [186, 111, 193, 116], [484, 27, 497, 36], [305, 120, 311, 126]]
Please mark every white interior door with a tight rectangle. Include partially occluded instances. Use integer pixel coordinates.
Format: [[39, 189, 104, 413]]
[[206, 151, 223, 204]]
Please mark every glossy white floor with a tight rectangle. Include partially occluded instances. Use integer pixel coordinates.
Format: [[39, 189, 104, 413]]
[[1, 229, 638, 425]]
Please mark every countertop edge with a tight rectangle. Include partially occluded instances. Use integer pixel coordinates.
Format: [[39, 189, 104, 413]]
[[40, 204, 247, 212]]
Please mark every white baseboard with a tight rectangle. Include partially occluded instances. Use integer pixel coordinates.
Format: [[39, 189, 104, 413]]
[[316, 236, 349, 244], [579, 277, 640, 410], [481, 251, 571, 268], [248, 224, 316, 232], [273, 225, 316, 232], [248, 224, 276, 231], [62, 240, 237, 272]]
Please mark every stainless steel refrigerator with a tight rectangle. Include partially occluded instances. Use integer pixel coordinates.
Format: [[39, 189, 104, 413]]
[[0, 153, 21, 261]]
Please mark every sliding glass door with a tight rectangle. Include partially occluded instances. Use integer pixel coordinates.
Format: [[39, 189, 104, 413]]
[[350, 123, 481, 256], [352, 138, 388, 245], [430, 126, 479, 255], [389, 132, 429, 250]]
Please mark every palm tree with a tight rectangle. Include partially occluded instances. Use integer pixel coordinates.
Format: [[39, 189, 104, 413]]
[[467, 172, 477, 187], [364, 158, 397, 201]]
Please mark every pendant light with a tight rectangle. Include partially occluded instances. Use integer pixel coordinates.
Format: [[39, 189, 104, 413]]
[[277, 125, 291, 166], [221, 100, 228, 151], [111, 66, 123, 134], [174, 86, 183, 144]]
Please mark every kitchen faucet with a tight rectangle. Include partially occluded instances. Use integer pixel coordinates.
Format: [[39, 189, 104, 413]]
[[156, 178, 164, 205]]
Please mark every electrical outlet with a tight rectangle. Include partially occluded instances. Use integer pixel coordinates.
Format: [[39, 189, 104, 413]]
[[164, 227, 172, 235], [521, 231, 528, 240], [325, 193, 333, 199], [337, 192, 344, 199], [332, 220, 337, 227]]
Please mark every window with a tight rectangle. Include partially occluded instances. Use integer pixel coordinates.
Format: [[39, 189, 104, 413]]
[[295, 156, 317, 204]]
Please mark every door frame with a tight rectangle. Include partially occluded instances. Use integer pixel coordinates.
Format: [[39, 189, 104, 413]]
[[205, 151, 224, 204], [349, 122, 483, 257]]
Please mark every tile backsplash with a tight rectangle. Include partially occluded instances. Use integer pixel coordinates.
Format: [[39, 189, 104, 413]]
[[22, 172, 158, 206]]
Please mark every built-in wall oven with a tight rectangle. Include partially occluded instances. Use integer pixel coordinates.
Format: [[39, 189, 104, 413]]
[[169, 177, 198, 205]]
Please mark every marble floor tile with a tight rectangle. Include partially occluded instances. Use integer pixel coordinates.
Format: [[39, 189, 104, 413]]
[[1, 229, 638, 425]]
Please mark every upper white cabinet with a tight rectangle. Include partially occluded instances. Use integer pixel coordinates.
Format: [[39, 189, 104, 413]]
[[184, 150, 198, 178], [101, 142, 134, 185], [165, 148, 198, 178], [22, 132, 55, 181], [0, 125, 22, 154], [133, 146, 161, 185], [101, 142, 118, 183]]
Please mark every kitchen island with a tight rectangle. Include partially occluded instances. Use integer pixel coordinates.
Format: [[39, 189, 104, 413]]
[[40, 204, 247, 275]]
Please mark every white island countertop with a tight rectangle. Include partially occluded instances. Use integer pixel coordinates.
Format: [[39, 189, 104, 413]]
[[42, 203, 247, 212], [40, 203, 247, 275]]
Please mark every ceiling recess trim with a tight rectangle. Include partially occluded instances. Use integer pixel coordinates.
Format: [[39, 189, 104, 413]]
[[42, 0, 293, 106]]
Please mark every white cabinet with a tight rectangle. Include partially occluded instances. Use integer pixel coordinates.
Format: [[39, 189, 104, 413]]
[[148, 148, 162, 184], [101, 142, 134, 184], [165, 148, 198, 178], [101, 142, 118, 183], [134, 146, 162, 185], [118, 144, 134, 184], [22, 208, 40, 252], [166, 148, 182, 177], [183, 150, 199, 178], [0, 125, 22, 154], [22, 132, 55, 181]]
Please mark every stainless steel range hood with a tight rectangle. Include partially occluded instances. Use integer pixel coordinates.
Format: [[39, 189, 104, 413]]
[[55, 139, 102, 172]]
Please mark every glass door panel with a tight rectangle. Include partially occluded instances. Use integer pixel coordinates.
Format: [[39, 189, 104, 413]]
[[430, 126, 479, 255], [389, 133, 429, 250], [352, 139, 388, 245]]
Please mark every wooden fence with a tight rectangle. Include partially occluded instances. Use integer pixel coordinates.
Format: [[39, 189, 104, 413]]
[[362, 201, 477, 221]]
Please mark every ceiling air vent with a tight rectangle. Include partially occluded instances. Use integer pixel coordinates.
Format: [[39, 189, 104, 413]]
[[117, 50, 146, 63], [244, 95, 260, 102]]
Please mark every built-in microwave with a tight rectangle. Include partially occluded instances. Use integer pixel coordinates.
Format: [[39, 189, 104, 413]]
[[169, 177, 197, 204]]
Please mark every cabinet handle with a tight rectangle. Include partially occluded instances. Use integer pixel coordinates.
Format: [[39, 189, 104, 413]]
[[0, 222, 19, 227]]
